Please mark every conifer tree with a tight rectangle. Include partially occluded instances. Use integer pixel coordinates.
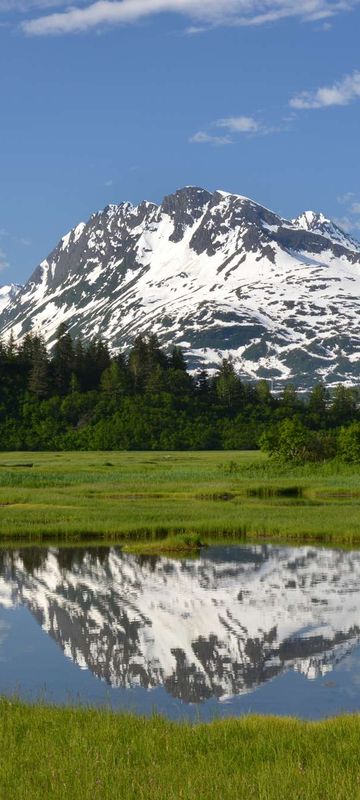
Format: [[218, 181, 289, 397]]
[[6, 331, 17, 360], [170, 346, 187, 372], [128, 335, 149, 392], [52, 323, 74, 395], [215, 359, 242, 409], [28, 336, 50, 399]]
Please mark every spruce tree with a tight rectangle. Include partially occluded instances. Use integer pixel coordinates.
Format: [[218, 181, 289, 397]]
[[28, 336, 50, 399], [52, 323, 74, 395]]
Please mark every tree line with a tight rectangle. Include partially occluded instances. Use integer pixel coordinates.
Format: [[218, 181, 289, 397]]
[[0, 324, 360, 461]]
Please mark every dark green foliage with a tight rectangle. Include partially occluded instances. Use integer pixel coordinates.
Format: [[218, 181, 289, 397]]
[[0, 329, 359, 459], [52, 323, 75, 395], [28, 336, 50, 399], [261, 419, 337, 465], [338, 422, 360, 463]]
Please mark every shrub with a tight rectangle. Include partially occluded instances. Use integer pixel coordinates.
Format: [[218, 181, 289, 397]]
[[260, 418, 336, 465], [338, 422, 360, 463]]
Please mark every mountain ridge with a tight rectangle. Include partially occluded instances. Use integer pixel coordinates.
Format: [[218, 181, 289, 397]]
[[1, 186, 360, 389]]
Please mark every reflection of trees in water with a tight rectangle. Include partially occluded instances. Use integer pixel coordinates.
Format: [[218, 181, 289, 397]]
[[164, 633, 283, 704], [17, 548, 48, 576], [1, 546, 112, 578], [0, 547, 49, 579], [56, 546, 111, 572], [134, 554, 161, 573]]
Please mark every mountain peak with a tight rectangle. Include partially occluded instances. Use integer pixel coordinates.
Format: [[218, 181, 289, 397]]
[[293, 210, 359, 251], [162, 186, 212, 215], [215, 189, 252, 202], [1, 186, 360, 388]]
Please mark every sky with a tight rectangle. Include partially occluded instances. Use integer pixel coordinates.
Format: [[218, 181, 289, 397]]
[[0, 0, 359, 284]]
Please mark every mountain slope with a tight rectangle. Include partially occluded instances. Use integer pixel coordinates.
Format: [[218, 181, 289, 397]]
[[1, 187, 360, 388], [0, 284, 20, 314]]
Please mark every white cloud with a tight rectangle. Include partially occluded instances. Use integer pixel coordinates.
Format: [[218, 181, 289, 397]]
[[191, 111, 288, 145], [189, 130, 232, 146], [216, 115, 259, 133], [21, 0, 359, 36], [290, 70, 360, 109], [351, 202, 360, 214]]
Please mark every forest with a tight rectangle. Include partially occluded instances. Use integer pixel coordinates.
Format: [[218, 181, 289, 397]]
[[0, 324, 360, 461]]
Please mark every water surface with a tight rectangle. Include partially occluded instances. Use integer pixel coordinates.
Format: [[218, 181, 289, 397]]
[[1, 543, 360, 720]]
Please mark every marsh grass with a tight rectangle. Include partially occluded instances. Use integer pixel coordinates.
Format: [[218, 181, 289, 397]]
[[1, 699, 360, 800], [123, 532, 204, 554], [0, 451, 360, 545]]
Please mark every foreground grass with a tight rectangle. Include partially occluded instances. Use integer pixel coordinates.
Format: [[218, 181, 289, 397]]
[[0, 700, 359, 800], [0, 450, 360, 545]]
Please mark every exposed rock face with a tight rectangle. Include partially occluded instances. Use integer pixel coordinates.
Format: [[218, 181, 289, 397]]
[[1, 187, 360, 388]]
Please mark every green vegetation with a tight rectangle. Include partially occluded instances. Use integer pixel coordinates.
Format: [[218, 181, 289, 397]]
[[3, 331, 360, 799], [0, 699, 359, 799], [2, 326, 360, 457], [0, 450, 360, 546]]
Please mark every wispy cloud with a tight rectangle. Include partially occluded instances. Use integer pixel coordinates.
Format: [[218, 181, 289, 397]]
[[190, 112, 287, 145], [337, 191, 355, 205], [0, 228, 32, 261], [334, 215, 360, 232], [189, 130, 232, 146], [20, 0, 360, 36], [216, 115, 259, 133], [290, 70, 360, 109], [0, 0, 88, 11], [0, 247, 9, 271], [334, 192, 360, 234]]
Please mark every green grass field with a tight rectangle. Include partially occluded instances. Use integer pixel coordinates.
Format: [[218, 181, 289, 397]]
[[0, 700, 359, 800], [0, 450, 359, 545]]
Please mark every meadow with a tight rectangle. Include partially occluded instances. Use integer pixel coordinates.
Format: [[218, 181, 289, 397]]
[[0, 450, 359, 546], [0, 699, 360, 800]]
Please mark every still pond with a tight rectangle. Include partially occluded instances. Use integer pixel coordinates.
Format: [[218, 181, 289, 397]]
[[0, 543, 360, 721]]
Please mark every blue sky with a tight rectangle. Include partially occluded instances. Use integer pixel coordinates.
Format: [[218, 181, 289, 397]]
[[0, 0, 360, 284]]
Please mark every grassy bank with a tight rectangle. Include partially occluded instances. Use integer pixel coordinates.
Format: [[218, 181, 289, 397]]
[[0, 450, 360, 545], [0, 699, 359, 800]]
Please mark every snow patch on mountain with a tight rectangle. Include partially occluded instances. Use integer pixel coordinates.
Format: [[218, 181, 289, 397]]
[[0, 284, 20, 314], [1, 187, 360, 388]]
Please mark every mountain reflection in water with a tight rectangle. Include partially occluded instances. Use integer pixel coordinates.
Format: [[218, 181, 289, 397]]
[[0, 544, 360, 705]]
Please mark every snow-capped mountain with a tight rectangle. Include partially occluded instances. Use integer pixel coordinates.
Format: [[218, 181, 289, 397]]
[[1, 545, 360, 703], [0, 284, 20, 314], [1, 186, 360, 388]]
